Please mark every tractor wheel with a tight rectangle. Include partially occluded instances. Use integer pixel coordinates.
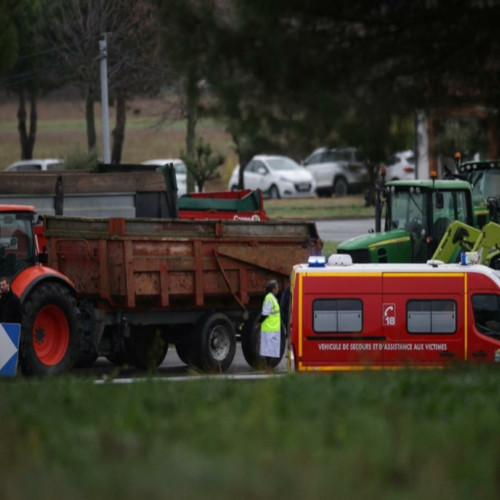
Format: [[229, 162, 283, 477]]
[[241, 311, 286, 370], [195, 313, 236, 372], [20, 281, 80, 376]]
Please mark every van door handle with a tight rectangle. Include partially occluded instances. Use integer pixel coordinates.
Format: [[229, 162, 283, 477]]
[[472, 351, 487, 358], [439, 351, 454, 357]]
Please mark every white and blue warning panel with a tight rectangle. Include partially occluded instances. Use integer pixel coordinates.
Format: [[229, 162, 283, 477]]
[[0, 323, 20, 377]]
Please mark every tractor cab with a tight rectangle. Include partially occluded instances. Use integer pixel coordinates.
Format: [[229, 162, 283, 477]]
[[0, 206, 37, 278]]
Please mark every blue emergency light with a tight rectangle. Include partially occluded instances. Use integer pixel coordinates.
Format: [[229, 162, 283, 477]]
[[308, 255, 326, 267]]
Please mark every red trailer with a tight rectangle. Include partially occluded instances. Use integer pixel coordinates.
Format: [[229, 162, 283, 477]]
[[178, 189, 269, 221], [44, 215, 322, 372]]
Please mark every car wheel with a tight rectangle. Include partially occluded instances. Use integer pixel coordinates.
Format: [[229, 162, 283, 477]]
[[333, 177, 348, 197], [269, 185, 280, 199], [230, 184, 238, 191]]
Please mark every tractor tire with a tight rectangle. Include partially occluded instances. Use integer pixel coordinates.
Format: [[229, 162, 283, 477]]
[[241, 311, 286, 370], [19, 281, 81, 376], [195, 313, 236, 372]]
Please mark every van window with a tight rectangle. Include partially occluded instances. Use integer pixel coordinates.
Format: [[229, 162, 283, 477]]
[[471, 294, 500, 339], [407, 300, 456, 334], [313, 298, 362, 333]]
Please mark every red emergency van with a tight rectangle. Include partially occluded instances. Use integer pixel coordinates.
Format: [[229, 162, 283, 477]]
[[288, 255, 500, 371]]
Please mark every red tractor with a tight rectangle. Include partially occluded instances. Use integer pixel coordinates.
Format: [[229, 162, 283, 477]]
[[0, 205, 80, 375]]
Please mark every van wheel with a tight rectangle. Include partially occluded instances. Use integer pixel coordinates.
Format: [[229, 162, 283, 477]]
[[333, 177, 348, 197], [241, 311, 286, 369], [20, 282, 80, 376], [196, 313, 236, 372]]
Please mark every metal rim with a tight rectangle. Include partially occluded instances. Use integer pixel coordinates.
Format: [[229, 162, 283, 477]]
[[32, 305, 70, 366], [208, 324, 231, 361]]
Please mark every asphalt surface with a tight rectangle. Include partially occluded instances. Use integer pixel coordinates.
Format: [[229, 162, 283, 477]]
[[315, 218, 375, 242]]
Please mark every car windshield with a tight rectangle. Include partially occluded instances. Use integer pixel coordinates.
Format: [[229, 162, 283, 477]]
[[266, 157, 300, 171]]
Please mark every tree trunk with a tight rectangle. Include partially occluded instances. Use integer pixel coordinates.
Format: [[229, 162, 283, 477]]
[[185, 71, 199, 193], [85, 89, 96, 151], [111, 93, 127, 164], [17, 88, 38, 159]]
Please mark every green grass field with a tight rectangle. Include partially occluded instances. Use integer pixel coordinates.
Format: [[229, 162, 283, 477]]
[[1, 367, 499, 499]]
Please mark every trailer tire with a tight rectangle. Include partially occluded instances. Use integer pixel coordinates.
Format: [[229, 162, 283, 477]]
[[241, 312, 286, 370], [196, 313, 236, 372], [128, 326, 168, 370], [175, 329, 198, 366], [20, 281, 80, 376]]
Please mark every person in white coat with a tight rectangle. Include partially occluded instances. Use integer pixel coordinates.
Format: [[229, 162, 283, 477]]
[[258, 280, 281, 358]]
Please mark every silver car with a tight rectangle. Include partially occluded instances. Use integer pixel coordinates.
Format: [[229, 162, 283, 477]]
[[302, 147, 369, 197], [5, 158, 64, 171], [228, 155, 316, 198], [141, 158, 189, 196]]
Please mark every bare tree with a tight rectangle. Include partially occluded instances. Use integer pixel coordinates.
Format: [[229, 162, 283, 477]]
[[43, 0, 166, 159]]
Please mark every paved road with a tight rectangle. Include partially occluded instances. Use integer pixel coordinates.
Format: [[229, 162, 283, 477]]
[[315, 218, 375, 242]]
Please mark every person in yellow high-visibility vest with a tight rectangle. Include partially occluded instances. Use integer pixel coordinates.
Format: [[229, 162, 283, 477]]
[[258, 279, 281, 358]]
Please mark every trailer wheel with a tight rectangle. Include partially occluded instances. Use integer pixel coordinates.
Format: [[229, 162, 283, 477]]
[[175, 329, 198, 366], [241, 312, 286, 370], [128, 326, 168, 370], [196, 313, 236, 372], [20, 281, 80, 376]]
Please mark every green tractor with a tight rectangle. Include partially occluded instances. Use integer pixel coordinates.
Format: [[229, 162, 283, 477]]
[[453, 158, 500, 227], [337, 176, 475, 263]]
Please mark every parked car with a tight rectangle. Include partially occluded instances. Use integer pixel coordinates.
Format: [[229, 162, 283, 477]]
[[302, 147, 369, 197], [228, 155, 316, 198], [4, 158, 64, 172], [141, 158, 189, 196], [381, 150, 415, 181]]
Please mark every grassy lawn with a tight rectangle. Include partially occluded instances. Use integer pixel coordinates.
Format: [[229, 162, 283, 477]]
[[1, 367, 499, 499], [265, 195, 374, 220]]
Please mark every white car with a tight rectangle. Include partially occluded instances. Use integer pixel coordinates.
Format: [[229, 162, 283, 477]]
[[228, 155, 316, 198], [141, 158, 189, 196], [302, 147, 369, 197], [381, 150, 415, 181], [5, 158, 64, 171]]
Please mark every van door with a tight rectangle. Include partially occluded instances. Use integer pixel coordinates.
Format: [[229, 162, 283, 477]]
[[382, 273, 466, 367], [297, 272, 385, 371]]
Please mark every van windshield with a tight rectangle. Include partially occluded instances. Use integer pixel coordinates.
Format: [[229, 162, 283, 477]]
[[471, 294, 500, 339]]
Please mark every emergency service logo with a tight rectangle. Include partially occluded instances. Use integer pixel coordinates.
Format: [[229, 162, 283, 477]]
[[383, 303, 396, 326]]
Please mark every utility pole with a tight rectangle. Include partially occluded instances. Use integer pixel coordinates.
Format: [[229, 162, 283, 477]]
[[99, 35, 111, 164]]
